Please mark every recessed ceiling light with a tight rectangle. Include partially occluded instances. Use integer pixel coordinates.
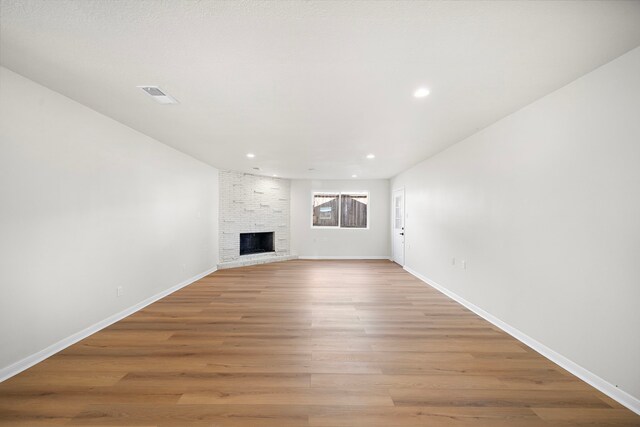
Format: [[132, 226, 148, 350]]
[[138, 86, 178, 104], [366, 154, 375, 159], [352, 174, 358, 178], [246, 153, 255, 158], [413, 87, 430, 98], [272, 174, 278, 177]]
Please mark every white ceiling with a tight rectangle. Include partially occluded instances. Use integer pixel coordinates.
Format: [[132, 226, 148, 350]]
[[2, 1, 640, 179]]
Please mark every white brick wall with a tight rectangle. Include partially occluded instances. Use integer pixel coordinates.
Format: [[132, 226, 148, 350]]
[[219, 171, 290, 262]]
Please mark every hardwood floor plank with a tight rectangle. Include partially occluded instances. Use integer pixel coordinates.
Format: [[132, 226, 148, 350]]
[[533, 407, 640, 425], [307, 406, 545, 427], [178, 387, 394, 406], [119, 372, 311, 390], [390, 388, 612, 408], [311, 373, 509, 389], [69, 404, 310, 426]]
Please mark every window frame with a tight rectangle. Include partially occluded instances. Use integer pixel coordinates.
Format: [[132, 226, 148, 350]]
[[311, 191, 370, 230]]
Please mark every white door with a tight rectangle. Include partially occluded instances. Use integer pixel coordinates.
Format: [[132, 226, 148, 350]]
[[392, 188, 405, 265]]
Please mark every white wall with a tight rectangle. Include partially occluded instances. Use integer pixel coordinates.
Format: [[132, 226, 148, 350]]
[[291, 179, 390, 258], [391, 47, 640, 404], [0, 67, 219, 375]]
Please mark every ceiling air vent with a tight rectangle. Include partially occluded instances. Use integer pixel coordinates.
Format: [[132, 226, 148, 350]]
[[137, 86, 178, 104]]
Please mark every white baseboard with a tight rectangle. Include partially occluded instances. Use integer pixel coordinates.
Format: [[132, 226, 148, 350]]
[[0, 266, 218, 383], [403, 266, 640, 416], [298, 255, 392, 260]]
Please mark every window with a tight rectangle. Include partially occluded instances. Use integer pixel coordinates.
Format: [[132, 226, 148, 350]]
[[312, 193, 339, 227], [312, 192, 369, 228]]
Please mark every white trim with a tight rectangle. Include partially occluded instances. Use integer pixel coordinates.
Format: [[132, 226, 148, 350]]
[[298, 255, 391, 260], [403, 265, 640, 416], [0, 266, 218, 383]]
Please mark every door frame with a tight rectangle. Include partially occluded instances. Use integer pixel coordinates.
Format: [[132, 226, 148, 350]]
[[392, 187, 405, 266]]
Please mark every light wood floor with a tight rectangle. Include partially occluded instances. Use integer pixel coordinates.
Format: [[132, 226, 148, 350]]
[[0, 260, 638, 426]]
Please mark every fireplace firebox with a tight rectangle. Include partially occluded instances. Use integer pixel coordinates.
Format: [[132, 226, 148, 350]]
[[240, 232, 274, 256]]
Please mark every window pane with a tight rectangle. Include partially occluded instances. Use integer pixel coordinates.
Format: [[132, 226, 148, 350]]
[[313, 193, 339, 227], [340, 194, 368, 228]]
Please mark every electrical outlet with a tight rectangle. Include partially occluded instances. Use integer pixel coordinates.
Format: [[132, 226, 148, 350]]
[[181, 263, 186, 271], [117, 286, 123, 297], [462, 260, 467, 270]]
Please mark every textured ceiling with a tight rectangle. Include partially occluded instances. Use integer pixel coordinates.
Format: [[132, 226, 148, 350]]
[[2, 0, 640, 179]]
